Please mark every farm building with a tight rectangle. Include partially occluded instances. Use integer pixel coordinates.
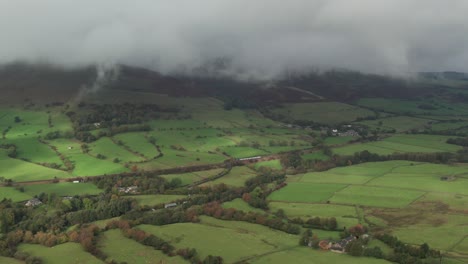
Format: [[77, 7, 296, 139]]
[[25, 198, 42, 207], [330, 236, 356, 253], [117, 186, 139, 194], [164, 203, 177, 209]]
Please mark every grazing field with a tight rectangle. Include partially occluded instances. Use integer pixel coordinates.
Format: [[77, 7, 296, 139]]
[[254, 159, 283, 170], [129, 194, 187, 206], [218, 146, 268, 158], [269, 202, 359, 228], [201, 167, 257, 187], [18, 243, 103, 264], [0, 149, 71, 182], [268, 183, 347, 203], [301, 151, 330, 161], [138, 216, 299, 263], [99, 229, 186, 264], [47, 139, 128, 176], [0, 187, 32, 202], [333, 134, 460, 155], [222, 198, 265, 214], [7, 137, 63, 166], [250, 246, 391, 264], [113, 132, 157, 158], [160, 169, 225, 186], [0, 256, 23, 264], [23, 182, 102, 197], [357, 116, 431, 132], [329, 185, 424, 208], [391, 214, 468, 252], [89, 137, 144, 163], [271, 102, 375, 124]]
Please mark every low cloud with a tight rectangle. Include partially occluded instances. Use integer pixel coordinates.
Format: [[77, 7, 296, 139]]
[[1, 0, 467, 79]]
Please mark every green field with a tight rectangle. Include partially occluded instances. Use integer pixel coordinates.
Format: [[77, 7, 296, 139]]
[[18, 243, 103, 264], [23, 182, 102, 197], [254, 159, 283, 170], [0, 149, 71, 182], [269, 202, 359, 228], [89, 137, 145, 163], [0, 187, 32, 202], [0, 256, 23, 264], [113, 132, 157, 158], [99, 229, 186, 264], [222, 198, 265, 214], [329, 185, 424, 208], [268, 183, 347, 203], [201, 167, 257, 187], [139, 216, 299, 263], [357, 116, 431, 132]]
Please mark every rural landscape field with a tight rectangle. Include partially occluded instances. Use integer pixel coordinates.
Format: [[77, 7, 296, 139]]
[[0, 64, 467, 264], [1, 1, 468, 264]]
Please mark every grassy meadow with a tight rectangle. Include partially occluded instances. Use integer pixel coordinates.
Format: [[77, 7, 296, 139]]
[[18, 243, 103, 264]]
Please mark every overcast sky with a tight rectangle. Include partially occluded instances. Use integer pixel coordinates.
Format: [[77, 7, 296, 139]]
[[1, 0, 467, 78]]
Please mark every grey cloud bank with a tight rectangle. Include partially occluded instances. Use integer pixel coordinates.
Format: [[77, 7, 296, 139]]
[[1, 0, 467, 78]]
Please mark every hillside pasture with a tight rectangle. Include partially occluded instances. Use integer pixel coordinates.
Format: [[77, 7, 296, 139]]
[[23, 182, 102, 197], [222, 198, 265, 214], [329, 186, 424, 208], [138, 216, 299, 263], [357, 116, 431, 132], [0, 187, 32, 202], [99, 229, 186, 264], [89, 137, 144, 163], [113, 132, 157, 159], [201, 166, 257, 187], [253, 159, 283, 170], [269, 202, 359, 228], [47, 138, 128, 176], [0, 256, 23, 264], [18, 243, 103, 264], [267, 183, 347, 203], [0, 149, 71, 182]]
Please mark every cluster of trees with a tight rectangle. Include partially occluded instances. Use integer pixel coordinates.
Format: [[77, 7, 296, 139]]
[[72, 103, 178, 128], [0, 144, 17, 158], [375, 233, 442, 264], [2, 126, 11, 139], [446, 137, 468, 147]]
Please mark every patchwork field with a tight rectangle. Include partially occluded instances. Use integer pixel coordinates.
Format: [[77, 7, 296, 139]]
[[23, 182, 102, 197], [201, 166, 257, 187], [18, 243, 103, 264], [138, 216, 299, 263], [99, 229, 186, 264], [222, 198, 265, 214], [0, 187, 32, 202]]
